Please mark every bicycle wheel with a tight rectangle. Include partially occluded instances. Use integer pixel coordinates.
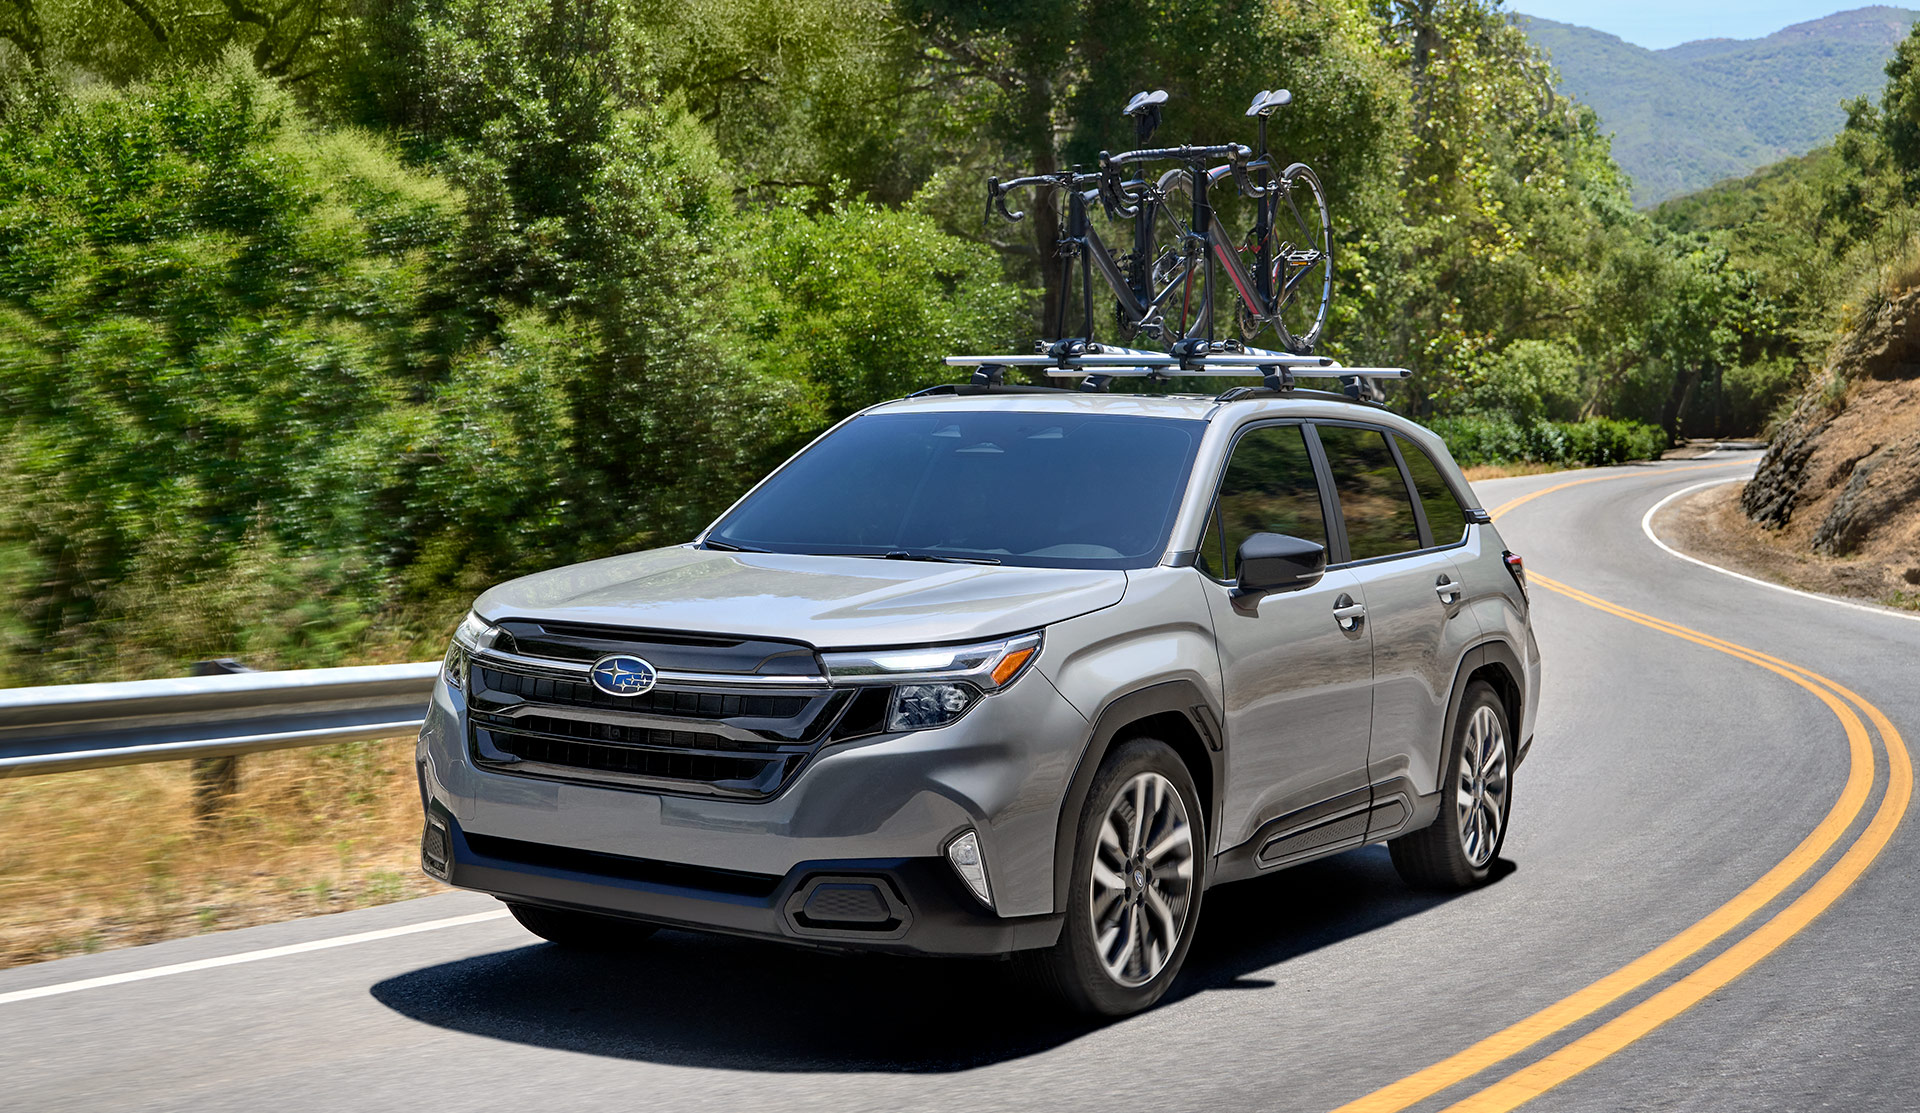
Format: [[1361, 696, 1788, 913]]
[[1270, 162, 1332, 355], [1135, 168, 1210, 344]]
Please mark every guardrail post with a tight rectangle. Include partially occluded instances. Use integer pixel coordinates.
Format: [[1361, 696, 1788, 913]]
[[189, 659, 252, 823]]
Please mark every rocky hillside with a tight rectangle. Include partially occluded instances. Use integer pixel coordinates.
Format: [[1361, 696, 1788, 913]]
[[1741, 286, 1920, 591]]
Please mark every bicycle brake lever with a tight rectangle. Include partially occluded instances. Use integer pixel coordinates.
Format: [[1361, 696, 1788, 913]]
[[1093, 152, 1139, 219], [1228, 146, 1260, 199], [986, 177, 1025, 223]]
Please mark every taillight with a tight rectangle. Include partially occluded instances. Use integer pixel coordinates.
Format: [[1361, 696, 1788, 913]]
[[1503, 551, 1527, 600]]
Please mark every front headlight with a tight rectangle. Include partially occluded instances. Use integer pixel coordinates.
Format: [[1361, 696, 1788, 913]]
[[442, 612, 501, 690], [822, 632, 1042, 733]]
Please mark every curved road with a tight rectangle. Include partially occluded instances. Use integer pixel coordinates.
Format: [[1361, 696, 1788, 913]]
[[4, 453, 1916, 1113]]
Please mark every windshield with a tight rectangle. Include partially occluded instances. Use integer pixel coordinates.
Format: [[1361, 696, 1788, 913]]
[[707, 410, 1204, 569]]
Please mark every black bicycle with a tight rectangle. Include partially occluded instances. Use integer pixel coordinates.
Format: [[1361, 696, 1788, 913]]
[[1101, 89, 1334, 354], [987, 91, 1209, 348]]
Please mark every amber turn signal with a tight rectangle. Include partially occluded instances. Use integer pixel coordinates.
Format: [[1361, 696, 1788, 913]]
[[990, 644, 1037, 687]]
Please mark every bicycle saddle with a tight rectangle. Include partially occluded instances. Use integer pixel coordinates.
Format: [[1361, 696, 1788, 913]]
[[1124, 89, 1169, 116], [1125, 89, 1168, 140], [1247, 88, 1293, 116]]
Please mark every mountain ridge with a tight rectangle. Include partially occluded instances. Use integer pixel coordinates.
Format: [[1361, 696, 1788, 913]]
[[1514, 5, 1919, 205]]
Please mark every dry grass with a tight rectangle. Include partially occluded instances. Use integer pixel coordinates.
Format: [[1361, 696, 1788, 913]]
[[1460, 460, 1569, 481], [0, 738, 442, 969]]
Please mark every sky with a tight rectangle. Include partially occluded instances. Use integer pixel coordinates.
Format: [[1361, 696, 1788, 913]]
[[1507, 1, 1881, 49]]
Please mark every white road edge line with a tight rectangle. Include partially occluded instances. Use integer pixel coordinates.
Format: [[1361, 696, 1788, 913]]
[[1641, 476, 1920, 626], [0, 909, 512, 1006]]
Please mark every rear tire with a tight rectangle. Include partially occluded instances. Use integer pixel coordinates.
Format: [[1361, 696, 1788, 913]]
[[1389, 681, 1513, 890], [507, 902, 658, 950], [1020, 737, 1205, 1017]]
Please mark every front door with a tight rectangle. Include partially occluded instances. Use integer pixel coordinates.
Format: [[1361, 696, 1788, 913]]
[[1195, 422, 1375, 856]]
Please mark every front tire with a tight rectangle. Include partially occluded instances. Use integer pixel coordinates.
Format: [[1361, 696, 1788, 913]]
[[1021, 737, 1205, 1017], [1270, 162, 1333, 355], [1389, 681, 1513, 890], [507, 902, 658, 950]]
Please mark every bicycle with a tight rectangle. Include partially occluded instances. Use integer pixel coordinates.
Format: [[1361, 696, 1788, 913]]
[[986, 90, 1209, 350], [1101, 89, 1333, 355]]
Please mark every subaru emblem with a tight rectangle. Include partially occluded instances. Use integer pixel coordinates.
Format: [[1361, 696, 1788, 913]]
[[589, 654, 657, 697]]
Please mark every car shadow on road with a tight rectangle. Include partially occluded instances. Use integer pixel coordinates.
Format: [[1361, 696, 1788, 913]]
[[369, 845, 1512, 1073]]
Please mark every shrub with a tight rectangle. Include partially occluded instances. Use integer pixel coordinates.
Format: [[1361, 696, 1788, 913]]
[[1428, 414, 1668, 468]]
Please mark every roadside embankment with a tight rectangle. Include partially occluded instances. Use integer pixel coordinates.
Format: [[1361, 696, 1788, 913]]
[[1653, 481, 1920, 611], [1730, 283, 1920, 606]]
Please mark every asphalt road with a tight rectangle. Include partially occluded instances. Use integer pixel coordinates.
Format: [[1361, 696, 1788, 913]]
[[5, 452, 1917, 1113]]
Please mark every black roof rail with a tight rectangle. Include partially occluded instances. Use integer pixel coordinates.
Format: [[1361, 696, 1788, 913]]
[[1213, 385, 1387, 407], [907, 382, 1080, 398]]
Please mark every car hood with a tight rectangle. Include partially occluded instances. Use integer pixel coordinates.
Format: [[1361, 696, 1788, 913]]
[[472, 547, 1127, 648]]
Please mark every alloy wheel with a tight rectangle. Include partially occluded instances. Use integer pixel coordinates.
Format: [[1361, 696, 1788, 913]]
[[1089, 771, 1195, 988], [1456, 704, 1510, 867]]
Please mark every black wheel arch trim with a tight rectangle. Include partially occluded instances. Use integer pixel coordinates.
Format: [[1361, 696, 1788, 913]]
[[1051, 679, 1225, 911], [1440, 640, 1525, 794]]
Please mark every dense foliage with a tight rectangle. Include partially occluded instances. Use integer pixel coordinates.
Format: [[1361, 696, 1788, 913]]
[[1424, 415, 1666, 469], [0, 0, 1827, 681]]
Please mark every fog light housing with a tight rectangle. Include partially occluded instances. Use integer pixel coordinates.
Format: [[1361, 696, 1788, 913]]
[[945, 830, 992, 908], [889, 683, 978, 731], [421, 817, 452, 880]]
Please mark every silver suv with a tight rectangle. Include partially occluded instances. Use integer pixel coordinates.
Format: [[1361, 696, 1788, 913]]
[[416, 387, 1540, 1016]]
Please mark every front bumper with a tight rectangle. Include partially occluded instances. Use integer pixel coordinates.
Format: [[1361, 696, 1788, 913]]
[[426, 807, 1062, 956], [417, 656, 1093, 924]]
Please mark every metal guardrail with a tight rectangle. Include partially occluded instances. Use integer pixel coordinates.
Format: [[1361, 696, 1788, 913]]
[[0, 662, 441, 778]]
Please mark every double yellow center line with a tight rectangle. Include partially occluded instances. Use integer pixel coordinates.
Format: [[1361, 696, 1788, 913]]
[[1329, 466, 1912, 1113]]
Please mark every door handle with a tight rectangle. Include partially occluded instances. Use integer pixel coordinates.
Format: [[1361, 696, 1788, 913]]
[[1435, 576, 1460, 605], [1333, 594, 1367, 631]]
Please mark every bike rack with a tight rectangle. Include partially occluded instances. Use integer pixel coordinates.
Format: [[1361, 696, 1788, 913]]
[[944, 342, 1410, 397]]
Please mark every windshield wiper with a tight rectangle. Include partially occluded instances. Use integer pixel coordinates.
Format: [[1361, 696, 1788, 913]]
[[701, 538, 768, 553], [873, 550, 1001, 566]]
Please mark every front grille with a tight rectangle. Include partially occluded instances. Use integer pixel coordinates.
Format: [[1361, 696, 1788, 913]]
[[465, 636, 850, 799], [502, 712, 789, 753], [476, 725, 796, 794], [475, 666, 810, 721]]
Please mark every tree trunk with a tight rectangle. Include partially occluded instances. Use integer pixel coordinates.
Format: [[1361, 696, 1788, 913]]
[[1021, 68, 1063, 383], [1660, 365, 1700, 443]]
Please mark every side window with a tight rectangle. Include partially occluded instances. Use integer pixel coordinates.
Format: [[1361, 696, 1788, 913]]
[[1214, 424, 1329, 578], [1396, 435, 1469, 547], [1314, 424, 1421, 561]]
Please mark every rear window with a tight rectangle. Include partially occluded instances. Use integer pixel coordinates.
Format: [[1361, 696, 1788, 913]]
[[708, 411, 1203, 569]]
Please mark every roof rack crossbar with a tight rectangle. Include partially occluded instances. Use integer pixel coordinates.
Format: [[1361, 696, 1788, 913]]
[[937, 342, 1409, 398], [944, 343, 1404, 379], [1031, 364, 1410, 379]]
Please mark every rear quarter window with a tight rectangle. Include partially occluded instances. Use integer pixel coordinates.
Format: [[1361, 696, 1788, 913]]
[[1396, 435, 1469, 546], [1314, 424, 1420, 561]]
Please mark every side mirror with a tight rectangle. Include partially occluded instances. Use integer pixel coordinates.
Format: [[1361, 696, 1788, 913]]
[[1235, 532, 1326, 595]]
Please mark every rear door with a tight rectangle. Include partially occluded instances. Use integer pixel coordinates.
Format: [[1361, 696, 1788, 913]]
[[1310, 423, 1482, 837], [1195, 422, 1376, 861]]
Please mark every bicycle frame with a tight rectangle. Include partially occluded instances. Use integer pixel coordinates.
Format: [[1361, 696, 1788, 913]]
[[1101, 111, 1329, 354], [1055, 184, 1198, 343], [990, 170, 1200, 345]]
